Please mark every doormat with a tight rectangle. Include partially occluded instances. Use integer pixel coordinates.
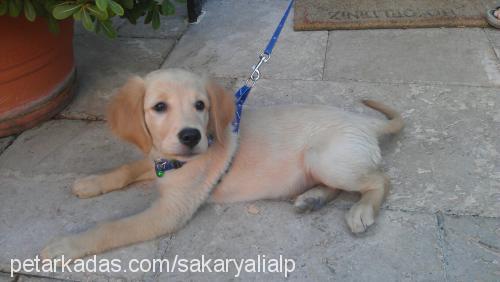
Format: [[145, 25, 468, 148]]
[[294, 0, 493, 30]]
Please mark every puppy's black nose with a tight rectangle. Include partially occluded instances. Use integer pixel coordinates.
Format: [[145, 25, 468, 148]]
[[178, 128, 201, 148]]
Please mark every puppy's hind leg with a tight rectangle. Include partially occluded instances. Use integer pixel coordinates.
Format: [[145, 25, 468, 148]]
[[73, 158, 155, 198], [345, 171, 389, 233], [294, 186, 340, 213]]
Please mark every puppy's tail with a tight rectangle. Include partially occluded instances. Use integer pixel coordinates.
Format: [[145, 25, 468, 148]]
[[362, 99, 404, 136]]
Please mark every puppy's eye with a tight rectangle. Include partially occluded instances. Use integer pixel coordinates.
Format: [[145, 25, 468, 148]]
[[153, 102, 167, 113], [194, 100, 205, 111]]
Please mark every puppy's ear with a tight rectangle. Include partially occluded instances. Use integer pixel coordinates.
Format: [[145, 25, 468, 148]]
[[107, 76, 152, 154], [206, 81, 235, 143]]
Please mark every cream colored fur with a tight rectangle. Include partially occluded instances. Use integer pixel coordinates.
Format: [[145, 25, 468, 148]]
[[41, 69, 403, 260]]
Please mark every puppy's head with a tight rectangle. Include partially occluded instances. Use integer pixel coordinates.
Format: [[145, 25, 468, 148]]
[[107, 69, 234, 160]]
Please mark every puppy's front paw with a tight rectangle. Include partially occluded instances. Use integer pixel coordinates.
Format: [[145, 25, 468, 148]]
[[345, 203, 375, 233], [73, 176, 104, 198], [40, 236, 88, 261]]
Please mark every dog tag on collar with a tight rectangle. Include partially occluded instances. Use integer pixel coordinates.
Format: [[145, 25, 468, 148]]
[[154, 159, 185, 177]]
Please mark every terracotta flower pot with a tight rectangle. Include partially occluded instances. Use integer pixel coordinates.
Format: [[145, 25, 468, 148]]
[[0, 16, 76, 137]]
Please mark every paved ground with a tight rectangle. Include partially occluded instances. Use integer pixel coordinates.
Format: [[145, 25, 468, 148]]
[[1, 0, 499, 281]]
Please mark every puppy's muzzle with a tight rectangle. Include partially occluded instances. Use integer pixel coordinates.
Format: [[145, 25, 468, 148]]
[[178, 128, 201, 149]]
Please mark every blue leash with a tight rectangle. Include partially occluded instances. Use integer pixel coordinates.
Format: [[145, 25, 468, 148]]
[[155, 0, 294, 177], [264, 0, 295, 57], [231, 0, 294, 132]]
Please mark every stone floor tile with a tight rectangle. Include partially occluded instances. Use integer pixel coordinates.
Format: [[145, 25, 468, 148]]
[[324, 28, 500, 86], [243, 78, 500, 217], [443, 215, 500, 281], [0, 172, 158, 281], [0, 136, 15, 155], [0, 273, 14, 282], [157, 203, 443, 281], [61, 35, 175, 119], [163, 0, 327, 81], [0, 120, 141, 176]]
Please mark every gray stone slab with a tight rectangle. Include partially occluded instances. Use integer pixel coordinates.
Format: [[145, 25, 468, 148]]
[[443, 215, 500, 281], [118, 17, 187, 40], [212, 77, 238, 92], [0, 273, 14, 282], [157, 203, 443, 281], [324, 28, 500, 86], [74, 17, 127, 36], [162, 0, 327, 80], [485, 28, 500, 58], [0, 136, 15, 155], [0, 120, 142, 176], [481, 0, 500, 9], [118, 1, 188, 39], [0, 120, 159, 281], [17, 275, 66, 282], [241, 79, 500, 217], [0, 171, 159, 281], [62, 35, 175, 120], [0, 120, 168, 281], [485, 28, 500, 45]]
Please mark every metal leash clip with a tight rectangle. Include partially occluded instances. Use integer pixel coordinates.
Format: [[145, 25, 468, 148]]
[[245, 53, 270, 87]]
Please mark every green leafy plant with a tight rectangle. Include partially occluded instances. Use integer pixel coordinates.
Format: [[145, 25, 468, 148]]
[[0, 0, 185, 38]]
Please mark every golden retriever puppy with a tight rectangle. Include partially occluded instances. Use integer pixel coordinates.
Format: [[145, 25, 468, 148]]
[[41, 69, 403, 260]]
